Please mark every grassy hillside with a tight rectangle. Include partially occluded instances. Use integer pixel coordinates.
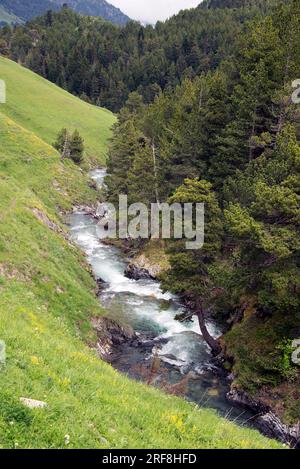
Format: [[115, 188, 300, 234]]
[[0, 62, 283, 449], [0, 57, 115, 165]]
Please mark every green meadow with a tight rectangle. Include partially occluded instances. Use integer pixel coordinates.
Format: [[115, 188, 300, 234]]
[[0, 56, 115, 166]]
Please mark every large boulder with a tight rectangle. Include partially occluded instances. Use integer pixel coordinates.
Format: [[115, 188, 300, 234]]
[[227, 388, 300, 445], [91, 317, 136, 361], [124, 254, 162, 280]]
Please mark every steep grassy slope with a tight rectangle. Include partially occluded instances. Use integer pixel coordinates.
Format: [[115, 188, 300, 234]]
[[0, 62, 283, 449], [0, 57, 115, 165]]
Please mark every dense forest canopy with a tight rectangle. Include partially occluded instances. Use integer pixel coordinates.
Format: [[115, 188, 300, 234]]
[[201, 0, 278, 9], [103, 0, 300, 422], [0, 1, 278, 111]]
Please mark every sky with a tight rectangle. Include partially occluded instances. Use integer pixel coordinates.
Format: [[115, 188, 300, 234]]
[[109, 0, 201, 24]]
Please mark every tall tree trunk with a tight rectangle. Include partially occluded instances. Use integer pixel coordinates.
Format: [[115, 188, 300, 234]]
[[196, 302, 222, 356], [62, 133, 70, 160]]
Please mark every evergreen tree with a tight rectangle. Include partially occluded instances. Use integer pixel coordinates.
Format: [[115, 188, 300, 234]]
[[161, 178, 223, 354], [69, 129, 84, 164], [105, 119, 145, 204], [127, 139, 158, 206], [224, 125, 300, 317], [53, 128, 70, 159], [212, 16, 286, 181], [0, 1, 265, 111]]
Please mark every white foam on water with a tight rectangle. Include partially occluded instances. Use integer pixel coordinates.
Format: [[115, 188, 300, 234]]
[[106, 279, 172, 300], [68, 172, 254, 423], [90, 168, 107, 188], [70, 213, 171, 300], [70, 212, 220, 354], [69, 166, 221, 368]]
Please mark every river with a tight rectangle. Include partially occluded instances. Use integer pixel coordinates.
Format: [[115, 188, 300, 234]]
[[67, 169, 254, 427]]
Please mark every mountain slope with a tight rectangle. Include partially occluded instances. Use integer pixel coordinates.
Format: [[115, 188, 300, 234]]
[[1, 5, 256, 111], [0, 0, 55, 22], [53, 0, 129, 25], [0, 4, 19, 24], [200, 0, 278, 8], [0, 60, 283, 449], [0, 0, 129, 25], [0, 57, 115, 165]]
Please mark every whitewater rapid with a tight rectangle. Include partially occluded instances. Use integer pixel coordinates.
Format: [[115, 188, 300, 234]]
[[67, 169, 253, 423]]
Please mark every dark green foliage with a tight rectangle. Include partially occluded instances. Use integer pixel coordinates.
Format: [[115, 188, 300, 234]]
[[53, 128, 68, 153], [201, 0, 278, 10], [105, 0, 300, 396], [161, 178, 223, 297], [53, 128, 84, 164], [0, 392, 33, 426], [69, 129, 84, 164], [0, 2, 266, 111], [53, 1, 129, 25], [224, 125, 300, 316]]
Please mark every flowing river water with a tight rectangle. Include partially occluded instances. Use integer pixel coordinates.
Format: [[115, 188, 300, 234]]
[[67, 169, 254, 427]]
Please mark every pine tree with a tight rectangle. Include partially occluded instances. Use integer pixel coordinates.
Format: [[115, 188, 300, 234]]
[[69, 129, 84, 164], [127, 139, 158, 206], [213, 16, 286, 180], [161, 178, 223, 354], [105, 119, 145, 204], [53, 128, 70, 160], [224, 124, 300, 317]]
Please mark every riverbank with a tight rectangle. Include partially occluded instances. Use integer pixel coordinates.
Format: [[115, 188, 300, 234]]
[[86, 170, 299, 447], [66, 169, 296, 446], [0, 135, 284, 450], [69, 200, 298, 446]]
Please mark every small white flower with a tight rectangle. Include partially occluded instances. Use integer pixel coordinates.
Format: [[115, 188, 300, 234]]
[[64, 434, 70, 445]]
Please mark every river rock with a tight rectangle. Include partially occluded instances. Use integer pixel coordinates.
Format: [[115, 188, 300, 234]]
[[95, 202, 108, 219], [125, 254, 162, 280], [73, 205, 99, 220], [227, 388, 266, 413], [124, 263, 155, 280], [255, 412, 300, 445], [227, 388, 300, 445], [158, 353, 186, 370], [95, 277, 109, 295], [92, 317, 137, 361]]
